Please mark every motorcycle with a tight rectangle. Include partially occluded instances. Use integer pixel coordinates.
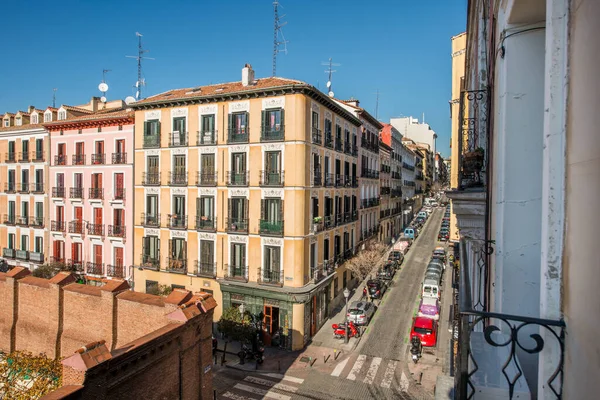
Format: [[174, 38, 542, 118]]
[[332, 321, 360, 339], [238, 342, 265, 365], [410, 336, 422, 364]]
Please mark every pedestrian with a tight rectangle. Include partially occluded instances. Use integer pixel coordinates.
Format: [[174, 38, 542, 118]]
[[362, 286, 367, 300]]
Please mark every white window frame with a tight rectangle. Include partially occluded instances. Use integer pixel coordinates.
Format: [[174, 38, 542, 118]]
[[58, 110, 67, 120], [44, 112, 52, 122], [31, 114, 38, 124]]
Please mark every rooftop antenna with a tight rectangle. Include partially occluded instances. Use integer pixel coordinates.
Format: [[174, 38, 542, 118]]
[[422, 112, 425, 124], [126, 32, 154, 100], [272, 1, 288, 77], [373, 89, 383, 119], [321, 58, 340, 98], [98, 69, 111, 107], [52, 88, 57, 108]]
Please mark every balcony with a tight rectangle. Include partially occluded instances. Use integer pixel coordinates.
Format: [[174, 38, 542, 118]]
[[4, 183, 15, 194], [349, 176, 358, 188], [31, 182, 44, 194], [18, 151, 29, 163], [311, 128, 322, 145], [3, 214, 15, 225], [352, 145, 358, 157], [16, 250, 28, 260], [50, 256, 66, 266], [310, 263, 329, 284], [91, 153, 105, 165], [32, 150, 44, 162], [260, 126, 285, 142], [226, 171, 249, 186], [114, 187, 125, 201], [168, 131, 189, 147], [51, 220, 65, 232], [68, 221, 84, 234], [107, 264, 125, 278], [168, 171, 188, 186], [143, 134, 161, 148], [54, 155, 66, 166], [454, 239, 565, 399], [334, 140, 343, 152], [361, 197, 380, 209], [456, 90, 489, 189], [141, 213, 160, 227], [391, 189, 402, 198], [227, 128, 249, 144], [197, 130, 217, 145], [112, 152, 127, 164], [108, 225, 126, 238], [3, 248, 15, 258], [226, 218, 248, 234], [258, 267, 283, 286], [166, 257, 187, 274], [196, 171, 217, 186], [324, 134, 333, 148], [66, 260, 83, 272], [324, 173, 335, 187], [224, 264, 248, 282], [70, 187, 83, 199], [29, 252, 44, 263], [89, 187, 104, 200], [392, 171, 401, 179], [167, 214, 187, 230], [142, 172, 161, 186], [310, 218, 325, 234], [87, 223, 104, 236], [72, 154, 86, 166], [140, 254, 160, 270], [360, 138, 379, 153], [344, 142, 352, 154], [16, 216, 28, 226], [361, 169, 379, 179], [259, 170, 284, 187], [18, 182, 29, 193], [381, 187, 391, 195], [29, 216, 44, 228], [194, 260, 216, 278], [380, 209, 391, 219], [5, 152, 16, 163], [402, 162, 415, 171], [259, 219, 284, 236], [334, 174, 345, 188], [195, 216, 216, 232], [312, 171, 322, 186], [86, 262, 104, 275]]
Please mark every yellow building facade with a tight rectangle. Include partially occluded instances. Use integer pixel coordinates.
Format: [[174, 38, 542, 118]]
[[450, 32, 466, 242], [132, 68, 361, 350]]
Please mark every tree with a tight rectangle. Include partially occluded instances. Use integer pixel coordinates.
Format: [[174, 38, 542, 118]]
[[345, 243, 387, 282], [146, 283, 173, 297], [217, 306, 256, 344], [0, 351, 62, 399]]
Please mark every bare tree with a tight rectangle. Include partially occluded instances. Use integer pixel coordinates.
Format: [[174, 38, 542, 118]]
[[345, 243, 387, 282]]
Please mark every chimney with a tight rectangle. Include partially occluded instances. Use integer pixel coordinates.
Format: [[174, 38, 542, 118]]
[[28, 105, 35, 113], [347, 97, 360, 107], [242, 64, 255, 87]]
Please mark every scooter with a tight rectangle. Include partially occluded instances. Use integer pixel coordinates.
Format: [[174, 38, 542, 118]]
[[238, 342, 265, 364], [332, 321, 360, 339], [410, 336, 422, 364]]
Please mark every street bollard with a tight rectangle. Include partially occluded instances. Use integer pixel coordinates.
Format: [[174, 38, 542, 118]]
[[324, 354, 330, 364], [221, 342, 227, 366]]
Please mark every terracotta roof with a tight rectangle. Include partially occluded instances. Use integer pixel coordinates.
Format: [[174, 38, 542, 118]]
[[0, 123, 44, 133], [2, 112, 15, 117], [63, 283, 102, 297], [60, 105, 94, 114], [44, 109, 134, 129], [44, 107, 58, 112], [335, 98, 383, 129], [117, 290, 165, 307], [20, 276, 50, 288], [15, 110, 30, 116]]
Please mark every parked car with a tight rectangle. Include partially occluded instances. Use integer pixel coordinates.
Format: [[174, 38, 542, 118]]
[[417, 211, 428, 219], [438, 229, 449, 241], [417, 297, 440, 320], [422, 279, 441, 299], [388, 250, 404, 263], [403, 227, 418, 239], [424, 270, 442, 284], [432, 248, 446, 263], [377, 264, 395, 280], [367, 279, 387, 299], [347, 301, 376, 325], [410, 317, 438, 347]]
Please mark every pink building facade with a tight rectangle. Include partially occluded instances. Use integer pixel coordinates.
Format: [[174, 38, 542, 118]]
[[45, 108, 134, 282]]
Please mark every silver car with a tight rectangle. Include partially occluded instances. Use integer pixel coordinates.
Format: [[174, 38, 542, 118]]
[[347, 301, 376, 326]]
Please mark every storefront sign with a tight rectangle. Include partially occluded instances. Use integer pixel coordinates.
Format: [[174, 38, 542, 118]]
[[231, 293, 245, 302]]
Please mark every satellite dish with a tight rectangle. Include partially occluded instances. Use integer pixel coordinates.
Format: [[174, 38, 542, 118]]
[[125, 96, 136, 105], [98, 82, 109, 92], [100, 96, 107, 103], [328, 91, 334, 98], [326, 81, 331, 88]]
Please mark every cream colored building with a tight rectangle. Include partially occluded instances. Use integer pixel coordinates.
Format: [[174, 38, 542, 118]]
[[131, 65, 361, 350]]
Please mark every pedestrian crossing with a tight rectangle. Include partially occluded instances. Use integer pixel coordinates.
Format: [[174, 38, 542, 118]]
[[330, 354, 409, 392], [220, 372, 304, 400]]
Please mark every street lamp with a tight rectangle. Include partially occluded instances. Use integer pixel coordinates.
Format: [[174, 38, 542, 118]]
[[343, 287, 350, 344]]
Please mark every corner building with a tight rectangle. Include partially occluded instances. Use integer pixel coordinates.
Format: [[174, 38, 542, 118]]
[[132, 66, 361, 350]]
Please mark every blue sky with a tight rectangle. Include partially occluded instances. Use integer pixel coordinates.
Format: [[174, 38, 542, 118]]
[[0, 0, 465, 157]]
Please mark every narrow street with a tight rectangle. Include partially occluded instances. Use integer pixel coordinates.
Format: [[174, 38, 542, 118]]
[[213, 208, 446, 400]]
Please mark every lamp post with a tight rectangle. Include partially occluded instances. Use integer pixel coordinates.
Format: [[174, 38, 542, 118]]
[[343, 287, 350, 344]]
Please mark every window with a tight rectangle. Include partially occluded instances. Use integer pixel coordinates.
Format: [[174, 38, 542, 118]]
[[172, 117, 186, 145], [31, 114, 38, 124], [312, 111, 319, 129], [34, 237, 43, 253], [142, 236, 160, 262], [21, 201, 29, 220], [228, 197, 248, 228], [172, 284, 186, 290], [173, 195, 186, 217], [173, 154, 186, 174], [230, 243, 246, 267], [262, 108, 284, 140], [200, 240, 214, 264], [74, 173, 82, 189], [8, 201, 15, 220], [170, 238, 186, 260], [58, 110, 67, 120], [232, 153, 246, 173], [263, 245, 281, 277], [231, 112, 247, 134], [20, 235, 28, 251], [262, 198, 282, 223], [146, 195, 158, 218], [4, 120, 9, 127], [114, 173, 124, 199], [92, 173, 102, 189], [144, 119, 160, 135], [8, 141, 15, 161], [22, 140, 29, 156], [147, 155, 159, 175], [15, 117, 21, 126], [196, 196, 214, 226], [8, 233, 15, 249], [35, 202, 43, 221], [145, 280, 159, 294]]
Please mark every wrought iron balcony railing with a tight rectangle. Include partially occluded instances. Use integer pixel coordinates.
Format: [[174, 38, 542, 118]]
[[457, 89, 489, 189], [18, 151, 29, 162], [86, 262, 104, 275], [166, 257, 187, 274], [143, 134, 161, 148], [5, 152, 16, 163], [258, 267, 283, 286], [324, 173, 335, 187], [197, 130, 217, 145], [324, 134, 333, 148], [142, 171, 161, 186], [226, 218, 248, 234], [15, 215, 27, 226], [18, 182, 29, 193], [312, 170, 322, 186], [108, 225, 126, 238], [195, 216, 216, 232], [227, 171, 249, 186], [30, 216, 44, 228], [29, 252, 44, 263], [107, 264, 125, 278], [4, 182, 15, 194], [91, 153, 105, 165], [224, 264, 248, 282], [87, 223, 104, 236], [259, 219, 284, 236], [72, 154, 86, 166], [259, 170, 284, 186], [167, 214, 187, 229], [453, 239, 565, 400], [89, 187, 104, 200], [196, 171, 217, 186], [3, 214, 15, 225], [334, 140, 343, 152], [114, 187, 125, 200], [68, 221, 84, 234], [260, 125, 285, 142], [31, 182, 44, 194], [70, 187, 84, 199], [168, 131, 189, 147], [168, 171, 188, 186], [54, 155, 66, 166], [3, 248, 15, 258], [16, 250, 29, 260], [141, 254, 160, 270], [194, 260, 216, 278], [51, 220, 65, 232], [141, 213, 160, 227], [112, 152, 127, 164], [227, 128, 249, 144], [311, 127, 322, 145]]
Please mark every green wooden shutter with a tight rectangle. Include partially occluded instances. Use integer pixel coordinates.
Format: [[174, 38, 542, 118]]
[[169, 239, 173, 259], [228, 198, 232, 223], [144, 121, 149, 136], [260, 199, 265, 220], [279, 199, 284, 223], [228, 114, 233, 136], [274, 247, 280, 272], [196, 197, 202, 217], [261, 110, 266, 133], [157, 238, 160, 260], [280, 109, 285, 131], [245, 112, 249, 134], [183, 241, 187, 266]]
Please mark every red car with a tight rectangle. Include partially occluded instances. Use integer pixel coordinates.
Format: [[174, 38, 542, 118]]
[[410, 317, 438, 347]]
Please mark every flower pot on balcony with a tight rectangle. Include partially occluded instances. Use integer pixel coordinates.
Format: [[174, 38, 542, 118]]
[[463, 149, 484, 172]]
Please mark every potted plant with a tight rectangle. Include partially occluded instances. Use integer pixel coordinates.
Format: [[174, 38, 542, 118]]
[[463, 147, 485, 171], [313, 216, 322, 231]]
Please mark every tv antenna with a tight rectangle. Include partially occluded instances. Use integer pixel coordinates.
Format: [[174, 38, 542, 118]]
[[272, 1, 288, 76], [126, 32, 154, 100], [373, 89, 383, 119], [52, 88, 57, 108], [98, 69, 111, 105], [322, 58, 340, 98]]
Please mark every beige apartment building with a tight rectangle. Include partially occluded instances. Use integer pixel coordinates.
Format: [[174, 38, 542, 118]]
[[131, 65, 361, 350]]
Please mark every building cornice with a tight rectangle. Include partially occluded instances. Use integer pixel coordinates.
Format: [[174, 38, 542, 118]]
[[44, 115, 134, 131], [131, 84, 362, 127]]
